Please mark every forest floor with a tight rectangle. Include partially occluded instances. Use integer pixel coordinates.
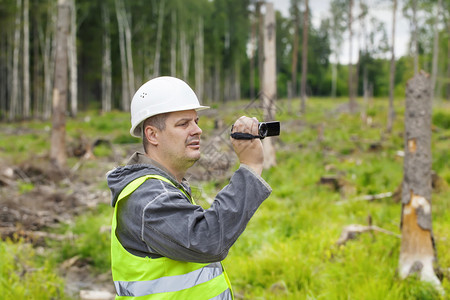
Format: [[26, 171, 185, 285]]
[[1, 98, 449, 299]]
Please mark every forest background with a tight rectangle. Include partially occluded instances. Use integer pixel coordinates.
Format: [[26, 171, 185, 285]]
[[0, 0, 449, 299]]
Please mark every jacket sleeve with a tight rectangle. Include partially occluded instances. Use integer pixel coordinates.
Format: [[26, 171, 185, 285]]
[[137, 165, 272, 263]]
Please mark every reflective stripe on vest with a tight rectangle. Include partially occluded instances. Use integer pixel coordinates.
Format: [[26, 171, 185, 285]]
[[111, 174, 234, 299]]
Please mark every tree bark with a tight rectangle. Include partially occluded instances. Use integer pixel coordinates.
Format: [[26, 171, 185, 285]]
[[153, 0, 165, 78], [195, 18, 204, 101], [9, 0, 22, 121], [300, 0, 308, 114], [42, 4, 56, 120], [412, 0, 419, 75], [262, 2, 277, 169], [23, 0, 31, 119], [115, 0, 129, 111], [180, 30, 190, 82], [399, 71, 441, 290], [50, 0, 70, 169], [68, 0, 77, 117], [170, 11, 177, 77], [291, 0, 299, 103], [348, 0, 356, 113], [430, 0, 442, 101], [101, 3, 112, 113], [387, 0, 397, 133]]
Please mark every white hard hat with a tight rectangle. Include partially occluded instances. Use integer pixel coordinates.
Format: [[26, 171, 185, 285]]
[[130, 76, 209, 137]]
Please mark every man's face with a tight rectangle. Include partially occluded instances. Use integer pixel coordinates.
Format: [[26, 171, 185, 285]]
[[157, 109, 203, 170]]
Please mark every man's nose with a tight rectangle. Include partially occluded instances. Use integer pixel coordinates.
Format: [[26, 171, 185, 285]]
[[192, 122, 202, 135]]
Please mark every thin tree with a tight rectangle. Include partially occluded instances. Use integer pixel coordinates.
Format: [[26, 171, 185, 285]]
[[300, 0, 308, 114], [23, 0, 31, 119], [290, 0, 300, 105], [387, 0, 397, 133], [430, 0, 442, 101], [9, 0, 22, 121], [68, 0, 77, 117], [50, 0, 70, 169], [115, 0, 129, 111], [348, 0, 356, 113], [153, 0, 165, 78], [262, 2, 277, 169], [101, 3, 112, 113], [195, 17, 204, 101], [170, 11, 177, 77]]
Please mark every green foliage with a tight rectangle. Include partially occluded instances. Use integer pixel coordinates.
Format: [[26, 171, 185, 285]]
[[54, 204, 112, 272], [0, 240, 67, 299]]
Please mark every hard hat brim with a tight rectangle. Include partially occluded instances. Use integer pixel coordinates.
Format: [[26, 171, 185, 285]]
[[130, 105, 209, 138]]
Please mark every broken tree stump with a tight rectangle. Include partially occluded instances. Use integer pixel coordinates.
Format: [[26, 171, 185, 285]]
[[398, 71, 441, 290]]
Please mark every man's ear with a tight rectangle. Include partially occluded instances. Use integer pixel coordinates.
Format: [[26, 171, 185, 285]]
[[144, 126, 159, 146]]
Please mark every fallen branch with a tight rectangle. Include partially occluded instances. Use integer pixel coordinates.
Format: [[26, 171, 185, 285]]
[[336, 224, 400, 246], [336, 191, 393, 205], [0, 227, 75, 246]]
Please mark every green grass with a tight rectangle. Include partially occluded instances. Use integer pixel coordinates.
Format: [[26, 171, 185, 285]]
[[1, 97, 449, 299]]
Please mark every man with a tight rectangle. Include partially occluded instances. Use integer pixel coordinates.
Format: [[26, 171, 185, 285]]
[[107, 76, 272, 299]]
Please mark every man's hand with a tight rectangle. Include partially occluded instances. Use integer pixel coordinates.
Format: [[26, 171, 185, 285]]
[[230, 116, 264, 175]]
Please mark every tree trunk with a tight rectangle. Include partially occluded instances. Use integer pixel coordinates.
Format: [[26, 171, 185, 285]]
[[122, 1, 134, 105], [170, 11, 177, 77], [43, 5, 56, 120], [430, 0, 441, 101], [115, 0, 129, 111], [412, 0, 419, 75], [195, 18, 204, 101], [348, 0, 356, 113], [68, 0, 77, 117], [300, 0, 308, 114], [387, 0, 397, 133], [447, 37, 450, 101], [23, 0, 31, 119], [399, 71, 441, 290], [9, 0, 22, 121], [213, 57, 220, 102], [180, 30, 190, 82], [250, 8, 257, 100], [50, 0, 70, 169], [291, 0, 299, 103], [33, 4, 42, 119], [262, 2, 276, 169], [153, 0, 165, 78], [101, 3, 112, 113], [257, 1, 264, 102]]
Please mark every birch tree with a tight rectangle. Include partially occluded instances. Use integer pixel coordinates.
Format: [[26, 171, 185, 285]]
[[23, 0, 31, 119], [387, 0, 397, 133], [348, 0, 356, 113], [101, 3, 112, 113], [115, 0, 130, 111], [50, 0, 70, 169], [9, 0, 22, 121], [153, 0, 165, 78], [290, 0, 300, 102], [300, 0, 308, 114], [68, 0, 77, 117], [262, 2, 277, 169], [171, 11, 177, 77], [195, 18, 204, 101], [430, 0, 442, 101], [328, 0, 347, 99], [404, 0, 420, 75]]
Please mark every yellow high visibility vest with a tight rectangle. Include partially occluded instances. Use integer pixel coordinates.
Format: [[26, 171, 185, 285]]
[[111, 174, 233, 299]]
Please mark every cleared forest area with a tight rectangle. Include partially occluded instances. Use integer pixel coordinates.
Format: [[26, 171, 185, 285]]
[[0, 97, 449, 299]]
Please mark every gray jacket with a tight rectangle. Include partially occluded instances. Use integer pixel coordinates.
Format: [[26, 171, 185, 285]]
[[107, 152, 272, 263]]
